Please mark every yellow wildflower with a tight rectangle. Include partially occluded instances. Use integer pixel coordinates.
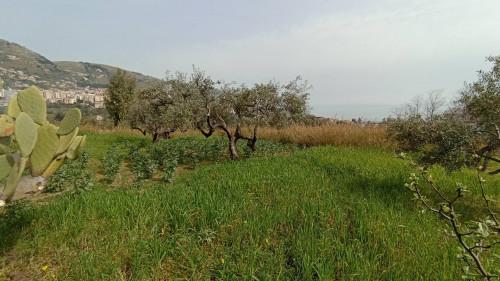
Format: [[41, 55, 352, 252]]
[[221, 258, 225, 264], [41, 265, 49, 271]]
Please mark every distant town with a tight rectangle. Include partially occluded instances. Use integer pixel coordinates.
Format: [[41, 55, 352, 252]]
[[0, 86, 105, 108]]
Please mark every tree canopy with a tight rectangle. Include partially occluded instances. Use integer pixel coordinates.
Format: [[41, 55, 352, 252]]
[[186, 68, 310, 159], [125, 68, 310, 159], [104, 69, 136, 126], [388, 56, 500, 173], [127, 80, 191, 142]]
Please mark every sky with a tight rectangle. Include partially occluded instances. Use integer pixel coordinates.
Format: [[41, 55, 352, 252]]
[[1, 0, 500, 120]]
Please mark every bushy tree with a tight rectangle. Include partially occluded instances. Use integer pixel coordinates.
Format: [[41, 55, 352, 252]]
[[104, 69, 136, 126], [127, 80, 191, 142], [388, 91, 469, 170], [390, 56, 500, 173], [458, 56, 500, 174], [388, 112, 475, 171]]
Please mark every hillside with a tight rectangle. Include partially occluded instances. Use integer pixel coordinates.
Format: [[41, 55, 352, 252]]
[[0, 39, 160, 90]]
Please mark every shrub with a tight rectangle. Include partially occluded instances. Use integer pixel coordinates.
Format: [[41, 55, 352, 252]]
[[45, 150, 93, 193], [129, 150, 158, 182], [101, 143, 123, 183]]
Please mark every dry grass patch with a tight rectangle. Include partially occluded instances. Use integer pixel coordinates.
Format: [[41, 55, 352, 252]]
[[257, 124, 396, 148]]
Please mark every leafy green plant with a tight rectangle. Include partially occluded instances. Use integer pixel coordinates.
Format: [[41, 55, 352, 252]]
[[130, 150, 158, 182], [101, 143, 123, 183], [162, 156, 178, 183], [209, 138, 226, 162], [45, 150, 93, 193]]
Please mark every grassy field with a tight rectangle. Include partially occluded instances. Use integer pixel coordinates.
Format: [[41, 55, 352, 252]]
[[0, 132, 499, 280]]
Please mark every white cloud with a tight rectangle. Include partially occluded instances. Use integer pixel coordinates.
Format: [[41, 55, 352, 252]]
[[152, 0, 500, 118]]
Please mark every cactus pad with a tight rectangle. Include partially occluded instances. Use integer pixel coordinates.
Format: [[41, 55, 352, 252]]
[[76, 135, 86, 157], [30, 124, 59, 176], [42, 155, 66, 177], [14, 113, 38, 157], [57, 108, 82, 135], [66, 136, 84, 160], [1, 157, 28, 202], [7, 96, 21, 119], [0, 154, 15, 181], [56, 127, 79, 155], [0, 136, 11, 155], [0, 115, 15, 137], [17, 86, 47, 124]]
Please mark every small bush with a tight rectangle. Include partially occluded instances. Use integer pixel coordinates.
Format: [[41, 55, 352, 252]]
[[45, 150, 93, 193], [101, 143, 124, 183], [130, 150, 158, 182]]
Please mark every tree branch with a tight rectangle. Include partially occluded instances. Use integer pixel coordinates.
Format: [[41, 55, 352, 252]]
[[477, 169, 499, 228]]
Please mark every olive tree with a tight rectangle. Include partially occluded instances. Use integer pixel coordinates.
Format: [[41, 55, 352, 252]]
[[127, 80, 191, 142], [458, 56, 500, 174], [391, 56, 500, 173], [387, 90, 477, 171], [184, 68, 310, 160]]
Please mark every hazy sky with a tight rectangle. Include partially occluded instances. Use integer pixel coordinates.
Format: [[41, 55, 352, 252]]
[[1, 0, 499, 120]]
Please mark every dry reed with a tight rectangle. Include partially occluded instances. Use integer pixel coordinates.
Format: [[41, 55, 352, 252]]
[[256, 124, 395, 148]]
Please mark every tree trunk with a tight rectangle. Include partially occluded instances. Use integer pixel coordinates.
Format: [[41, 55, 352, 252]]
[[218, 122, 239, 160], [481, 150, 493, 172], [152, 132, 159, 143], [160, 130, 173, 140], [132, 127, 147, 136], [247, 125, 258, 152], [229, 135, 239, 160]]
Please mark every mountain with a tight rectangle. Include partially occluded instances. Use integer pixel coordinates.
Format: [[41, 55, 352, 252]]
[[0, 39, 160, 90]]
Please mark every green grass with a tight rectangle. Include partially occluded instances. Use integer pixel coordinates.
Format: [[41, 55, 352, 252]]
[[0, 134, 499, 280]]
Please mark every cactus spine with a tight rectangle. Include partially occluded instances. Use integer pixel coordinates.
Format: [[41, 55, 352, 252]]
[[0, 86, 85, 205]]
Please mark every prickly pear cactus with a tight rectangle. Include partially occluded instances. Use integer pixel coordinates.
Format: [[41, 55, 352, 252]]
[[0, 154, 14, 181], [0, 115, 15, 137], [58, 108, 82, 135], [0, 85, 85, 206], [56, 128, 79, 155], [30, 124, 59, 176], [17, 86, 47, 124], [7, 96, 21, 119], [15, 112, 38, 157], [0, 136, 11, 155]]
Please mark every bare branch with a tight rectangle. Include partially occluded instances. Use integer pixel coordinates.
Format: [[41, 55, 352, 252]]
[[477, 170, 499, 227]]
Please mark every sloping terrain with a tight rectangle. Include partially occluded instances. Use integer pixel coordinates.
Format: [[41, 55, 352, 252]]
[[0, 39, 159, 90], [1, 132, 499, 280]]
